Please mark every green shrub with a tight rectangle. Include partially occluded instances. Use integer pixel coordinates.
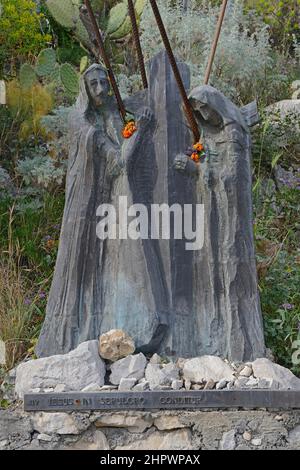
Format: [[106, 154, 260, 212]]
[[0, 0, 51, 76], [245, 0, 300, 48], [254, 181, 300, 376], [140, 0, 290, 105]]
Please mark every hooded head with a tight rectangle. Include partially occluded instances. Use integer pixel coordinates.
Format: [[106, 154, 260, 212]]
[[76, 64, 110, 115], [189, 85, 248, 132]]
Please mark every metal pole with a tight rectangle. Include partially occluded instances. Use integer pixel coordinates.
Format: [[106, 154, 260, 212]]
[[127, 0, 148, 89], [84, 0, 127, 122], [149, 0, 200, 143], [204, 0, 228, 85]]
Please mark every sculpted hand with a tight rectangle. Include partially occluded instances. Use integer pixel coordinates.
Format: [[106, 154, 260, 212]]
[[174, 154, 188, 171], [137, 107, 154, 131]]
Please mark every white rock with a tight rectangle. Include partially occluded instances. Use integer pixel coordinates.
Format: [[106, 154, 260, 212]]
[[252, 358, 300, 390], [95, 414, 153, 433], [234, 377, 250, 389], [150, 354, 162, 364], [118, 378, 137, 391], [257, 378, 276, 389], [183, 356, 234, 383], [226, 381, 235, 390], [0, 440, 9, 449], [245, 377, 258, 388], [288, 425, 300, 449], [145, 362, 179, 390], [132, 382, 149, 392], [185, 379, 192, 391], [216, 378, 228, 390], [81, 383, 102, 392], [219, 430, 236, 450], [239, 365, 252, 377], [251, 438, 262, 446], [192, 384, 203, 391], [116, 429, 193, 450], [100, 385, 118, 391], [32, 412, 81, 435], [243, 431, 252, 441], [0, 340, 6, 366], [266, 99, 300, 122], [54, 384, 68, 393], [176, 357, 188, 370], [99, 330, 135, 362], [70, 430, 110, 450], [172, 380, 183, 390], [204, 379, 216, 390], [154, 415, 185, 431], [44, 388, 54, 393], [15, 341, 106, 399], [37, 433, 53, 442], [110, 353, 147, 385]]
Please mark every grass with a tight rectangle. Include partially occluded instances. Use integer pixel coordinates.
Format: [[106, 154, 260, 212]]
[[0, 190, 64, 371]]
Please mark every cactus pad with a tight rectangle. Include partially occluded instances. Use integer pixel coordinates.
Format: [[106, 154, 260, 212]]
[[46, 0, 78, 29], [35, 49, 57, 78], [20, 64, 37, 89], [106, 2, 128, 35], [60, 63, 79, 95]]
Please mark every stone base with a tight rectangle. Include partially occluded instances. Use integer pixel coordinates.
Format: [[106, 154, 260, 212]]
[[1, 407, 300, 450]]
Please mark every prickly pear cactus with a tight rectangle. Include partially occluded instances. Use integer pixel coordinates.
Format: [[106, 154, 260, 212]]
[[60, 63, 79, 95], [74, 17, 91, 46], [110, 15, 132, 40], [19, 64, 37, 89], [46, 0, 78, 29], [107, 0, 146, 40], [50, 64, 61, 83], [80, 56, 89, 74], [106, 2, 128, 35], [135, 0, 146, 17], [35, 49, 57, 78]]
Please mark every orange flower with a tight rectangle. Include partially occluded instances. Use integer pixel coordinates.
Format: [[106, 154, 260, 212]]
[[193, 142, 204, 152], [122, 120, 137, 139], [191, 152, 200, 162]]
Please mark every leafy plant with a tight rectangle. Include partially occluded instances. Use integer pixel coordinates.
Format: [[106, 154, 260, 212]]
[[139, 0, 292, 105], [245, 0, 300, 48], [6, 80, 53, 142], [0, 0, 52, 76], [19, 48, 80, 97], [44, 0, 146, 56], [17, 155, 66, 190]]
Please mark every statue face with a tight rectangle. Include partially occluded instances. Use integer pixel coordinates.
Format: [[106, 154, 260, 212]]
[[85, 69, 110, 108], [198, 104, 222, 127]]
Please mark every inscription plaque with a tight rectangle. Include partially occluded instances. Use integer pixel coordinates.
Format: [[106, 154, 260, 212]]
[[24, 390, 300, 412]]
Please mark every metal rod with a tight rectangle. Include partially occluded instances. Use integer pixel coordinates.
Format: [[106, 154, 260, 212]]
[[84, 0, 127, 122], [127, 0, 148, 89], [149, 0, 200, 143], [204, 0, 228, 85]]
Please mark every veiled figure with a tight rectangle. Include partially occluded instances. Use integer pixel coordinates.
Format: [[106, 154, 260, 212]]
[[182, 84, 266, 361]]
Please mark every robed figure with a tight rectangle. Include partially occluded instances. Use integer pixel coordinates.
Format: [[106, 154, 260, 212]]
[[36, 64, 170, 357]]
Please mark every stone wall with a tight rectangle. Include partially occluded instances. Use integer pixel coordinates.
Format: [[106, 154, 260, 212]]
[[1, 407, 300, 450]]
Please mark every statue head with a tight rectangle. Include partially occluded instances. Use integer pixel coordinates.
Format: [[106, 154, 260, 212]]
[[194, 102, 223, 127], [84, 64, 110, 108], [76, 64, 111, 115], [189, 85, 248, 132]]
